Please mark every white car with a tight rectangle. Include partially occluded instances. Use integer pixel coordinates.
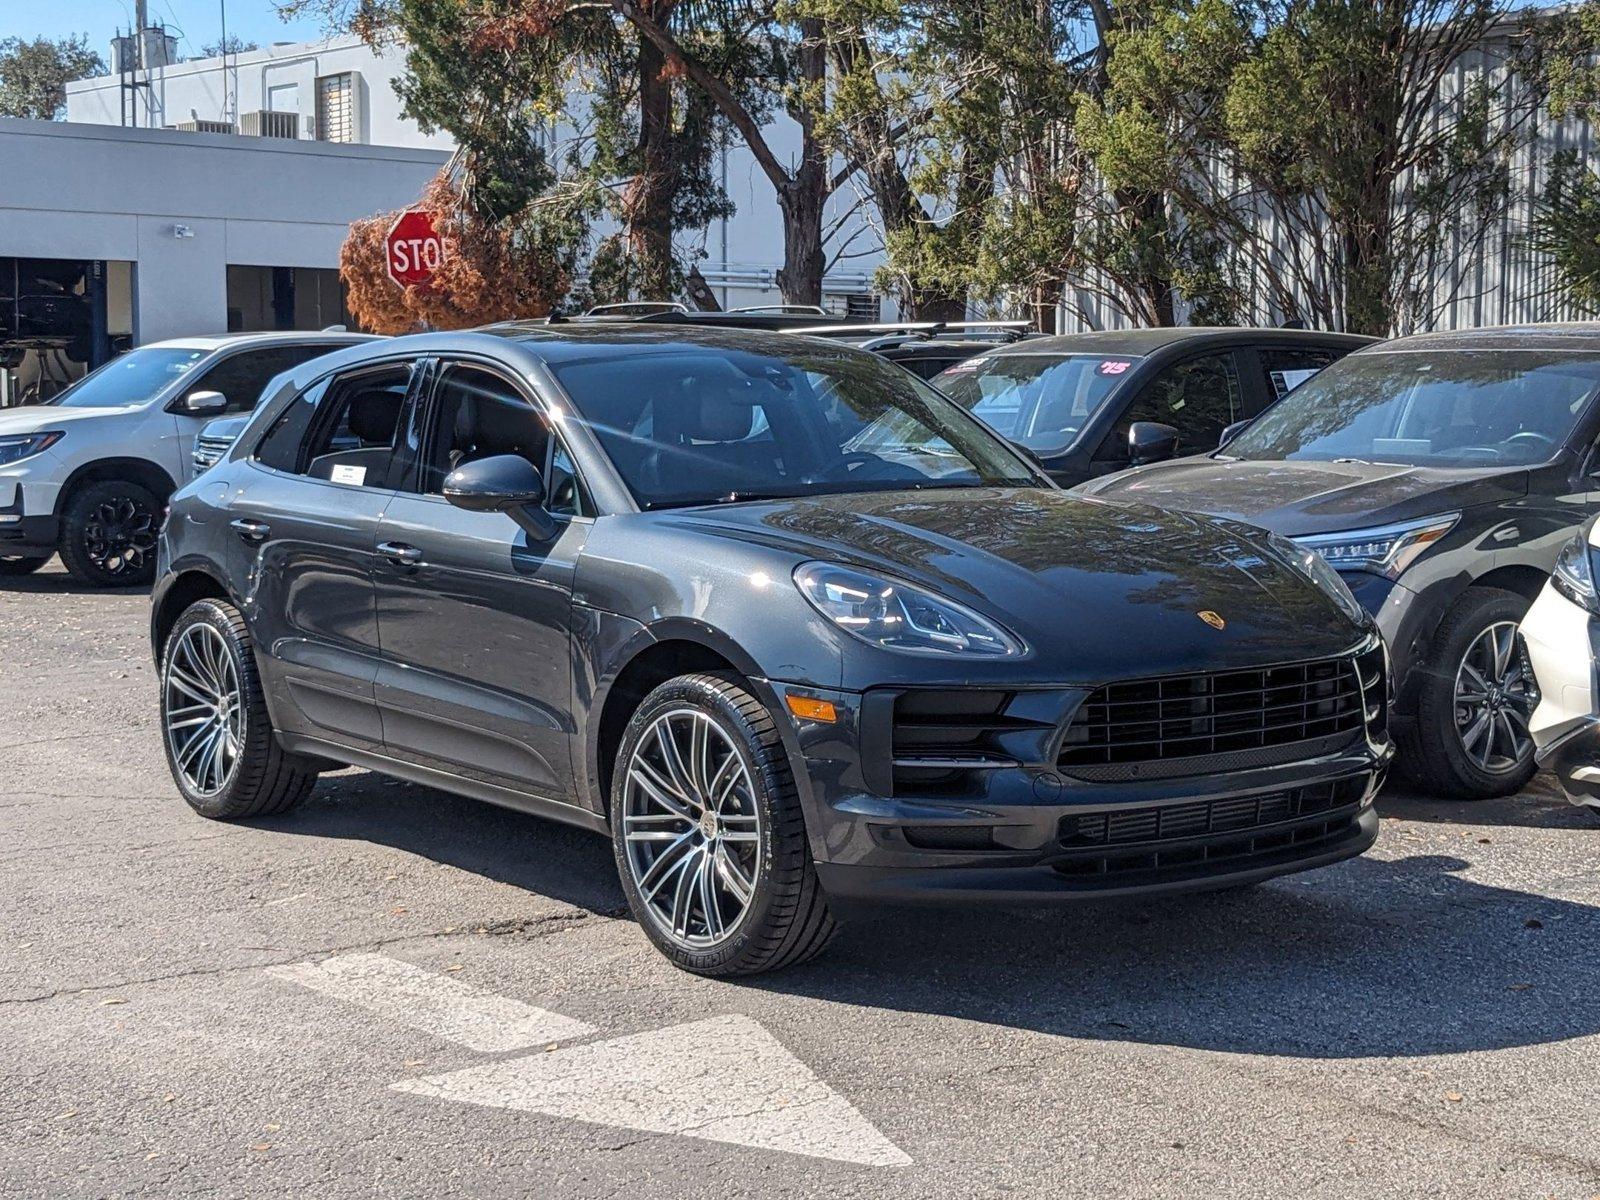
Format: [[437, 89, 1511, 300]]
[[0, 332, 374, 586], [1524, 522, 1600, 820]]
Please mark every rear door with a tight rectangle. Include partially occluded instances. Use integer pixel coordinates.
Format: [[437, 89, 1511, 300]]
[[369, 360, 589, 799], [220, 357, 422, 751]]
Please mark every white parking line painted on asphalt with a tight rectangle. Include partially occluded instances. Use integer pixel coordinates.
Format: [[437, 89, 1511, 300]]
[[392, 1013, 912, 1167], [267, 952, 596, 1053]]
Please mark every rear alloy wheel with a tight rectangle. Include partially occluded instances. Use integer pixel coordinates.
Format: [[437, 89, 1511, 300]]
[[59, 480, 160, 587], [0, 555, 50, 576], [160, 598, 317, 820], [610, 673, 835, 977], [1399, 587, 1539, 799]]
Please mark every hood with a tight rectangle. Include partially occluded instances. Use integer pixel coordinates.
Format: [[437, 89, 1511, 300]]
[[1080, 456, 1529, 538], [0, 404, 144, 435], [667, 488, 1370, 681]]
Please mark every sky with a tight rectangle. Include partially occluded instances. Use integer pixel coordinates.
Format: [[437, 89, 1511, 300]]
[[5, 1, 325, 57]]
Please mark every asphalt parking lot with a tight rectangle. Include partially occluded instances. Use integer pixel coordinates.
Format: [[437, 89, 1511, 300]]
[[3, 563, 1599, 1198]]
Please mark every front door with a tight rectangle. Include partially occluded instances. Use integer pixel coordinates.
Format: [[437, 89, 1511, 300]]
[[370, 361, 588, 798], [224, 358, 421, 749]]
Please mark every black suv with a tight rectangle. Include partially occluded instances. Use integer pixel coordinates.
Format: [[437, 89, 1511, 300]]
[[933, 327, 1373, 484], [152, 325, 1391, 976], [1082, 325, 1600, 800]]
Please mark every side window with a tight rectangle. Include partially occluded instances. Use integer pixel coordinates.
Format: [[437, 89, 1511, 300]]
[[253, 362, 414, 487], [415, 365, 552, 496], [185, 345, 340, 414], [1257, 347, 1340, 405], [1105, 352, 1242, 459]]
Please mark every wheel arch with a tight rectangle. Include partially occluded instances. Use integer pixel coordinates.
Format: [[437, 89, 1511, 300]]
[[56, 457, 178, 515], [585, 619, 793, 822], [150, 565, 235, 664]]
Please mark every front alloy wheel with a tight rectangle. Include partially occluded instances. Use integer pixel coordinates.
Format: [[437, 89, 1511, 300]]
[[59, 480, 160, 586], [1398, 586, 1540, 799], [622, 709, 763, 948], [610, 673, 836, 977], [1453, 620, 1538, 774]]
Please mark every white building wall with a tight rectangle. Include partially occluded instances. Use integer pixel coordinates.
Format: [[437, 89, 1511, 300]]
[[0, 118, 448, 343], [63, 37, 889, 315]]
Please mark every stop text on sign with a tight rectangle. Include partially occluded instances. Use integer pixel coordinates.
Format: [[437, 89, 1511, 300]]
[[385, 210, 444, 289]]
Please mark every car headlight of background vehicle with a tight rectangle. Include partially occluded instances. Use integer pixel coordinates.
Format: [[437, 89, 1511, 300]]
[[1293, 512, 1459, 580], [794, 562, 1023, 658], [1552, 531, 1600, 615], [0, 431, 64, 467]]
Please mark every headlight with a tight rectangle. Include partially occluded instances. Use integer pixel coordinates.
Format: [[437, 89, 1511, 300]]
[[0, 431, 64, 467], [1552, 532, 1600, 614], [1271, 534, 1368, 624], [794, 562, 1023, 658], [1293, 512, 1459, 580]]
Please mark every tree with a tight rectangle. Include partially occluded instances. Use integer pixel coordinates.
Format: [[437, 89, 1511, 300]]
[[341, 168, 581, 332], [198, 36, 260, 58], [0, 35, 105, 120], [1077, 0, 1537, 335]]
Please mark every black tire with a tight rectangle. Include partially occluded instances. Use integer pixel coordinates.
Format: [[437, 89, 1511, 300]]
[[610, 672, 836, 977], [1398, 586, 1538, 800], [0, 555, 50, 576], [160, 598, 317, 820], [58, 479, 161, 587]]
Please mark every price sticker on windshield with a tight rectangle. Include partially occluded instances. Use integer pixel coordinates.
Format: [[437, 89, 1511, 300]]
[[1097, 360, 1133, 376]]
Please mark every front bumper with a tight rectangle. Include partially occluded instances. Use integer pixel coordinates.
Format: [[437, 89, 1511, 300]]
[[770, 649, 1391, 905], [0, 468, 63, 555], [1524, 579, 1600, 810]]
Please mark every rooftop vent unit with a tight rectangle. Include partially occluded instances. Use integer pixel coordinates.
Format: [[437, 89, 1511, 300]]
[[240, 110, 300, 140], [173, 119, 236, 135]]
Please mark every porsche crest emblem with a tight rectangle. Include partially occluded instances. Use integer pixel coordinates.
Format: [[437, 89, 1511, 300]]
[[1197, 610, 1226, 631]]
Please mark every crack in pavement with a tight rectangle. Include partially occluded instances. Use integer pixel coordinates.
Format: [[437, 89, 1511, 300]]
[[0, 909, 609, 1007]]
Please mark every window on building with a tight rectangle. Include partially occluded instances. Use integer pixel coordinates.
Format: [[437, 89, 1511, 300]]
[[316, 73, 356, 143]]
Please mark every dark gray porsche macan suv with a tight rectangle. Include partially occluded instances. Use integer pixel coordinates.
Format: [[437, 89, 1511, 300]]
[[152, 325, 1392, 976]]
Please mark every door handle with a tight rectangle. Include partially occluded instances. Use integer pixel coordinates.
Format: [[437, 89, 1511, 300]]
[[377, 541, 424, 567], [230, 518, 271, 543]]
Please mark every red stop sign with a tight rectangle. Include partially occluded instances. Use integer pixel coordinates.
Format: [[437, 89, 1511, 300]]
[[384, 210, 443, 289]]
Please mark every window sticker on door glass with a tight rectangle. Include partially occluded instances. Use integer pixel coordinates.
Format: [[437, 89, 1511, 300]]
[[330, 464, 367, 486], [1270, 368, 1321, 398], [1097, 360, 1133, 376]]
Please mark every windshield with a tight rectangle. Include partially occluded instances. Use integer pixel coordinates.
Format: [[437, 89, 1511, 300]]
[[546, 343, 1041, 509], [934, 353, 1140, 449], [47, 347, 209, 409], [1227, 351, 1600, 467]]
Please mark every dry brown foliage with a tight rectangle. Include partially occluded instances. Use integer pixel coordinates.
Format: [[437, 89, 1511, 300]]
[[340, 171, 568, 334]]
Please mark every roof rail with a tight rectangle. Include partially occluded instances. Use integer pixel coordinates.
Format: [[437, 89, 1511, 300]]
[[794, 319, 1033, 343], [728, 304, 828, 316], [582, 301, 690, 317]]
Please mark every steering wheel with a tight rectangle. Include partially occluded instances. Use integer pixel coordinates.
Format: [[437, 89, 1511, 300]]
[[1506, 430, 1557, 453]]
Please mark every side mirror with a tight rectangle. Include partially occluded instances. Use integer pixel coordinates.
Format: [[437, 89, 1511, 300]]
[[443, 453, 558, 541], [1219, 419, 1251, 449], [1128, 421, 1180, 467], [180, 390, 228, 417]]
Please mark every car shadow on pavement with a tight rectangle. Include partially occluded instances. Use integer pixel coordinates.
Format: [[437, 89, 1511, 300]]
[[0, 572, 151, 598], [753, 851, 1600, 1060], [256, 768, 1600, 1060], [1378, 774, 1596, 830], [255, 769, 628, 918]]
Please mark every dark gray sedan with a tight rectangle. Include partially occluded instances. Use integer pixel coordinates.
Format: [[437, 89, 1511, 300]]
[[150, 325, 1390, 976]]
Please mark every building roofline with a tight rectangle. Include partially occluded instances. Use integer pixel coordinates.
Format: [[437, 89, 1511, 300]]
[[0, 116, 450, 165], [63, 34, 374, 94]]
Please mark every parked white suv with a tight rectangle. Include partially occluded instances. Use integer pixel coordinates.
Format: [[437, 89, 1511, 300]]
[[0, 332, 373, 585]]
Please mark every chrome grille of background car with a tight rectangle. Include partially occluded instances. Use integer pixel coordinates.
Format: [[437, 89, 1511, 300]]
[[191, 436, 233, 473]]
